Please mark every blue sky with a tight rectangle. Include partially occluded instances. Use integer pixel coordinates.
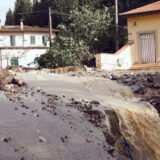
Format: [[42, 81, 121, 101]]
[[1, 0, 15, 24]]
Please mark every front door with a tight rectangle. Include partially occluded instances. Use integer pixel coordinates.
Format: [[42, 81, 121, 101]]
[[140, 33, 156, 63]]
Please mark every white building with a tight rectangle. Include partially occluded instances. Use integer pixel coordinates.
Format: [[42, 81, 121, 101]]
[[0, 19, 58, 68]]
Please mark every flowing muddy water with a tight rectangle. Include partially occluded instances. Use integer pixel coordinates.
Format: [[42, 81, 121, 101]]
[[83, 78, 160, 160], [16, 72, 160, 160]]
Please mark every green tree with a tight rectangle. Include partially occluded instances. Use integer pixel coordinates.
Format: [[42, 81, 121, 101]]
[[38, 5, 114, 68], [33, 0, 80, 28], [14, 0, 33, 25], [5, 9, 14, 25], [30, 0, 41, 26], [69, 6, 114, 53], [38, 24, 93, 68]]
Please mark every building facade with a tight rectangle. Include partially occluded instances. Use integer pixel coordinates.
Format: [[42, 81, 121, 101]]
[[0, 20, 58, 68], [96, 1, 160, 70]]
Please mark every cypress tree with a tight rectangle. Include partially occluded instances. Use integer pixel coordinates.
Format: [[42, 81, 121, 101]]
[[5, 9, 15, 25], [14, 0, 33, 25]]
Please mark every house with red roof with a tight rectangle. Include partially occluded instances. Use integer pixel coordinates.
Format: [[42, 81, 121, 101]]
[[96, 1, 160, 70]]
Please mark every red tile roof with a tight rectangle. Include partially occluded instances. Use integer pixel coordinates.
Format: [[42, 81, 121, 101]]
[[120, 1, 160, 18], [0, 25, 59, 33]]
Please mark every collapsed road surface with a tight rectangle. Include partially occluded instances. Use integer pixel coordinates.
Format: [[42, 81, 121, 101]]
[[15, 70, 160, 160], [0, 70, 122, 160], [0, 87, 116, 160]]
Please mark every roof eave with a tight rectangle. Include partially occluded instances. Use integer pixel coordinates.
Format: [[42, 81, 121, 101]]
[[120, 10, 160, 18], [0, 30, 59, 33]]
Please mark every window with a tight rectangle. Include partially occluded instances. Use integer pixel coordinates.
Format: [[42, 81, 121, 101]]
[[10, 35, 16, 46], [30, 36, 36, 45], [42, 36, 49, 46]]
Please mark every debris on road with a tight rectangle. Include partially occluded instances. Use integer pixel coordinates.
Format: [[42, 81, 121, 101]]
[[1, 137, 12, 143], [0, 69, 26, 92], [39, 136, 47, 144]]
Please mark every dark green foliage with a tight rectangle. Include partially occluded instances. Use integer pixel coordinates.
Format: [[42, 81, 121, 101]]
[[5, 9, 14, 25], [6, 0, 159, 27], [14, 0, 33, 25], [68, 6, 114, 53]]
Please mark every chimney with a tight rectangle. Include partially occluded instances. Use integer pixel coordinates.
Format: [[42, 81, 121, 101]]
[[20, 19, 24, 30]]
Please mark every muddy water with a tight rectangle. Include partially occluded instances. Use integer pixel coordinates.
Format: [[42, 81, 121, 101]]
[[84, 79, 160, 160], [17, 72, 160, 160], [115, 102, 160, 160]]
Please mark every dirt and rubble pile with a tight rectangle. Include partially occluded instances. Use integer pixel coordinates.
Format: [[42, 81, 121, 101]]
[[0, 69, 26, 91], [69, 66, 110, 78]]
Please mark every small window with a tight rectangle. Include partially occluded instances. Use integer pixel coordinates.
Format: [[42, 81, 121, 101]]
[[10, 35, 16, 46], [30, 36, 36, 45], [42, 36, 49, 46]]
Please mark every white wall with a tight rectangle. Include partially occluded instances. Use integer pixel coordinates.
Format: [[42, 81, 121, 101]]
[[97, 44, 134, 70], [24, 33, 50, 47], [0, 48, 48, 68], [0, 32, 51, 47], [0, 33, 23, 47]]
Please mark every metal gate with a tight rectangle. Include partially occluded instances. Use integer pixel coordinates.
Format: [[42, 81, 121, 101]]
[[140, 33, 156, 63]]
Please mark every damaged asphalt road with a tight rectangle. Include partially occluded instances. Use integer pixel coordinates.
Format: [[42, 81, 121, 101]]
[[0, 85, 115, 160]]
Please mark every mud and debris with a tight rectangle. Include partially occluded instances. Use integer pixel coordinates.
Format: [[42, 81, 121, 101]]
[[0, 69, 118, 160], [0, 68, 26, 92], [1, 67, 160, 160], [69, 67, 160, 114], [109, 72, 160, 113]]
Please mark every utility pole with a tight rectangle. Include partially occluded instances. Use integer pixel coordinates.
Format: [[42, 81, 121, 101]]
[[115, 0, 119, 51], [49, 7, 53, 47], [0, 51, 2, 68]]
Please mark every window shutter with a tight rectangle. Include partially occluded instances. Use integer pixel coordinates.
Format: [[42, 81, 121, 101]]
[[30, 36, 36, 45], [10, 35, 16, 46], [42, 36, 49, 46], [42, 36, 45, 44]]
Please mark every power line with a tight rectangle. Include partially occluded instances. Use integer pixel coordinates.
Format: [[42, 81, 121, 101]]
[[15, 10, 47, 15], [51, 11, 70, 16], [12, 9, 114, 17], [13, 9, 128, 30], [14, 10, 70, 16], [110, 24, 127, 30]]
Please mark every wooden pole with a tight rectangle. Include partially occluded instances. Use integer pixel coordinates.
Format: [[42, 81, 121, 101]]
[[0, 51, 2, 68], [115, 0, 119, 51], [49, 7, 53, 47]]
